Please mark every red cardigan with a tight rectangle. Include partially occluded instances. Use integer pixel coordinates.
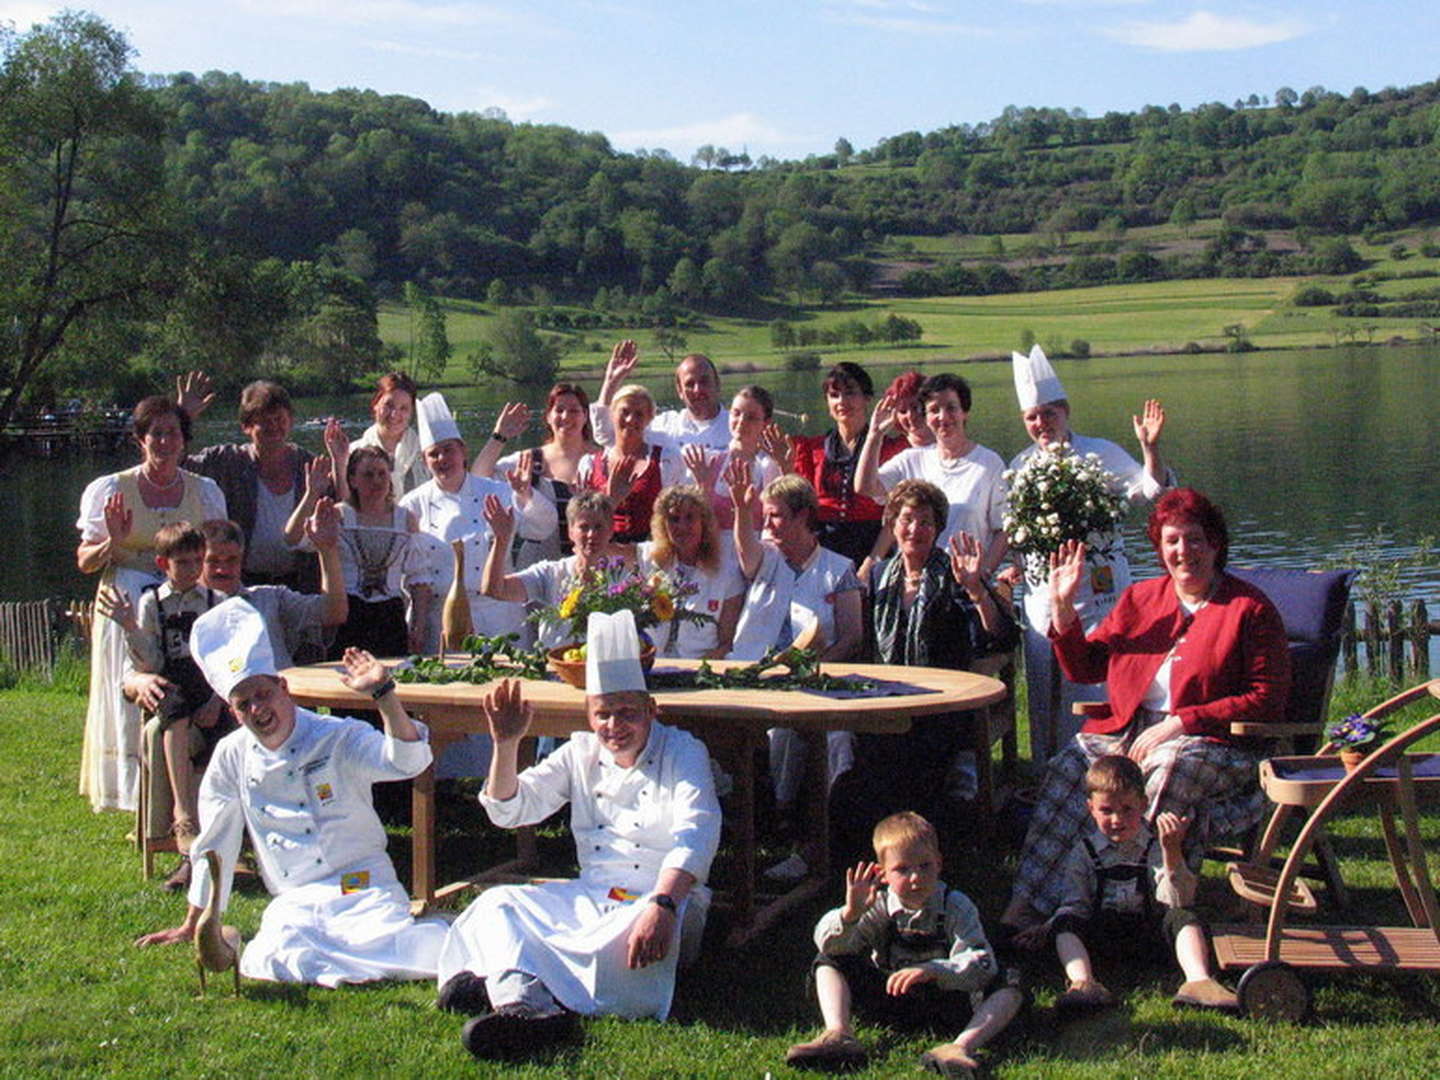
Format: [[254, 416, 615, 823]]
[[1048, 572, 1291, 741]]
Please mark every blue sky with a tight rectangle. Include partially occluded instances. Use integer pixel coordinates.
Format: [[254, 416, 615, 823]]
[[3, 2, 1436, 161]]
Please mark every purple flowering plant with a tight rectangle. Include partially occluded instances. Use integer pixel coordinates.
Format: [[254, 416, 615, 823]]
[[535, 555, 712, 643], [1325, 712, 1388, 750]]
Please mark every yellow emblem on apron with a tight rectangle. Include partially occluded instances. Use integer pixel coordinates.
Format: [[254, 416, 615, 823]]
[[340, 870, 370, 894]]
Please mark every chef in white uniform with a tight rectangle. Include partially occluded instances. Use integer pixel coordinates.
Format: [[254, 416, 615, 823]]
[[589, 340, 732, 451], [133, 598, 447, 987], [400, 392, 558, 650], [1007, 345, 1174, 763], [437, 609, 721, 1061]]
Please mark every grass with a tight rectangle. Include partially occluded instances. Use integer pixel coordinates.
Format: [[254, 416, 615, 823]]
[[384, 244, 1440, 392], [4, 671, 1440, 1077]]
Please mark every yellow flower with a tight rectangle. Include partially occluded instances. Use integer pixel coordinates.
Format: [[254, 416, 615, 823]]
[[651, 592, 675, 621], [559, 588, 582, 619]]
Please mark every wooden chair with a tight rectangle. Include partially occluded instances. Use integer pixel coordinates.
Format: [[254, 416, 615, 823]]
[[134, 713, 179, 879], [967, 579, 1020, 829]]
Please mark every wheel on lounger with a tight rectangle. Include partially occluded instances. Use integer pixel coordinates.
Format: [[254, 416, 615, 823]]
[[1237, 960, 1310, 1022]]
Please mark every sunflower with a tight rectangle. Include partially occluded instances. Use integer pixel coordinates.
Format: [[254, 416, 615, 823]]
[[650, 592, 675, 621], [559, 587, 582, 619]]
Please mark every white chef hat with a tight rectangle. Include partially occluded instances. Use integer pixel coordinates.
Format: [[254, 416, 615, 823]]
[[585, 609, 647, 695], [1012, 344, 1066, 410], [416, 391, 463, 452], [190, 597, 277, 700]]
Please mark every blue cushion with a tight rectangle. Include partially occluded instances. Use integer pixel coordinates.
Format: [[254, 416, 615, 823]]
[[1228, 567, 1355, 647]]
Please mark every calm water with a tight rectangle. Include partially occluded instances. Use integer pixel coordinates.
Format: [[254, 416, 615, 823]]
[[8, 344, 1439, 622]]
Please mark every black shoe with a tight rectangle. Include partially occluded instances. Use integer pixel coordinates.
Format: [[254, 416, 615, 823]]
[[162, 858, 192, 893], [460, 1003, 579, 1060], [436, 971, 490, 1015]]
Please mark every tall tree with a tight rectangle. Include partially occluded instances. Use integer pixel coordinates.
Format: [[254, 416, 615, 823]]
[[0, 12, 174, 433]]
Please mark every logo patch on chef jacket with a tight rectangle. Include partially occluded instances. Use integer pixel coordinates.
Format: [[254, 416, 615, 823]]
[[340, 870, 370, 894], [607, 886, 639, 903], [315, 782, 335, 804]]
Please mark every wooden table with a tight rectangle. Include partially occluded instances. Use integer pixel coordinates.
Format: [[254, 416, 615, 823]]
[[281, 658, 1005, 946]]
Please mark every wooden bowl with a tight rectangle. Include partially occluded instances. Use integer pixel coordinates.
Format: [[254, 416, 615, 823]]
[[547, 642, 656, 689]]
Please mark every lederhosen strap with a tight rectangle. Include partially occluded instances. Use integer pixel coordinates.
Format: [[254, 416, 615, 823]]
[[1084, 835, 1156, 922]]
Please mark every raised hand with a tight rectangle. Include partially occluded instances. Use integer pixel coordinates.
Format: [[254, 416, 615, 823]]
[[1133, 398, 1165, 449], [303, 454, 331, 498], [103, 490, 132, 545], [841, 861, 880, 922], [494, 401, 531, 442], [870, 391, 899, 437], [607, 339, 640, 384], [506, 448, 534, 502], [682, 444, 720, 493], [338, 647, 389, 694], [305, 496, 342, 550], [723, 455, 754, 510], [95, 586, 139, 633], [174, 370, 215, 419], [481, 678, 532, 743], [482, 492, 515, 540], [323, 416, 349, 464], [1048, 539, 1087, 612], [607, 452, 647, 501], [1155, 810, 1191, 851], [947, 531, 984, 592], [760, 421, 792, 466]]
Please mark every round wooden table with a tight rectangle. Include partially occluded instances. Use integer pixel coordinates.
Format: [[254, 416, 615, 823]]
[[282, 657, 1005, 945]]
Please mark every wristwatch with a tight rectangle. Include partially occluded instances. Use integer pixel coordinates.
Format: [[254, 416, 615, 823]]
[[650, 894, 677, 913], [370, 678, 398, 701]]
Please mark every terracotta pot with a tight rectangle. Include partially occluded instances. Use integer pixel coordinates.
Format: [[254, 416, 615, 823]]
[[547, 641, 656, 689], [1339, 748, 1365, 773]]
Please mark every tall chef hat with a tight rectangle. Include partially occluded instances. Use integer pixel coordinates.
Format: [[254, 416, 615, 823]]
[[190, 597, 277, 700], [585, 609, 647, 695], [1012, 344, 1066, 410], [416, 391, 463, 452]]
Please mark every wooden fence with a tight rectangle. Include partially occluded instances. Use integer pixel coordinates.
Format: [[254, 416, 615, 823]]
[[0, 599, 65, 675], [1340, 599, 1437, 681]]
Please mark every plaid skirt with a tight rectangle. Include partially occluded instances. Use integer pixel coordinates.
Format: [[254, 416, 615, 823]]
[[1011, 714, 1265, 917]]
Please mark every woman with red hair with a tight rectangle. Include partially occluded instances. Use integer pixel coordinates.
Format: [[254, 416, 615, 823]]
[[1002, 488, 1291, 933]]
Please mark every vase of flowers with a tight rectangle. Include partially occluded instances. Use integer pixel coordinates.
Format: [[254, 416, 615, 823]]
[[534, 557, 710, 687], [1325, 712, 1387, 771], [1003, 445, 1129, 585]]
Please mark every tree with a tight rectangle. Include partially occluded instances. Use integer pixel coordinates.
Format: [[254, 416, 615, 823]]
[[654, 325, 688, 363], [834, 137, 854, 167], [405, 283, 451, 382], [473, 309, 565, 385], [0, 12, 174, 434], [1275, 86, 1298, 108]]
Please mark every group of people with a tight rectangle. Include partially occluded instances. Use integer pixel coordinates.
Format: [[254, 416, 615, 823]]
[[73, 341, 1295, 1074]]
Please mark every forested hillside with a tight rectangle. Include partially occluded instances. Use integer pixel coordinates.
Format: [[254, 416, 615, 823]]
[[7, 11, 1440, 423]]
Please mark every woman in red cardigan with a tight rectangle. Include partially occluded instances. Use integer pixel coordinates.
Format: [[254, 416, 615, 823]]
[[1003, 488, 1290, 932]]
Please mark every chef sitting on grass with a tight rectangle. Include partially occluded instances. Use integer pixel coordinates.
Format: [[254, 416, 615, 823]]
[[435, 608, 721, 1062], [134, 597, 447, 986]]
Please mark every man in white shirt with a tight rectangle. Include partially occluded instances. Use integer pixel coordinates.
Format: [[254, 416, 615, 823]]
[[436, 610, 721, 1061], [590, 339, 731, 450], [134, 599, 447, 986]]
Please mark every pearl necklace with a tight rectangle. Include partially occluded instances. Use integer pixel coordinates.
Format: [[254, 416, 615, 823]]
[[140, 467, 182, 492]]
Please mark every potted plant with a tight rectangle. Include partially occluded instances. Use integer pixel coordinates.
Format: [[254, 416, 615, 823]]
[[1324, 712, 1388, 771]]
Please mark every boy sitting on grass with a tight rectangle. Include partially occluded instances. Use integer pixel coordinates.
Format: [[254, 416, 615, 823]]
[[1034, 754, 1238, 1013], [786, 812, 1022, 1078]]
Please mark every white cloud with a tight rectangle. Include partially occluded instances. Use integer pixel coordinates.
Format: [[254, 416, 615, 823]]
[[822, 0, 993, 35], [368, 39, 492, 62], [1105, 10, 1311, 52], [611, 112, 804, 156], [236, 0, 541, 32], [460, 87, 551, 120]]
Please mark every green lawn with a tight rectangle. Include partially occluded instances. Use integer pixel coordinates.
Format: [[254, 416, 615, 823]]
[[4, 673, 1440, 1077]]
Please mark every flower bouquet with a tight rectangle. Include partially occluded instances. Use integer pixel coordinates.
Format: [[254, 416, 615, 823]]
[[1003, 445, 1128, 585], [534, 556, 712, 648]]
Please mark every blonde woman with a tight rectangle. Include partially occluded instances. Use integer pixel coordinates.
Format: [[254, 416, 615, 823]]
[[637, 486, 745, 659]]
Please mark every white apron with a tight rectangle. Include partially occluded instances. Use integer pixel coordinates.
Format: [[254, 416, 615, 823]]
[[438, 881, 688, 1019]]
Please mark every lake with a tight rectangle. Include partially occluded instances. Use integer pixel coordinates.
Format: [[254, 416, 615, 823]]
[[7, 343, 1438, 641]]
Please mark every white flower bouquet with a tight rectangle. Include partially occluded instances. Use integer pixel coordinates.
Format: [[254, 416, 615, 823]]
[[1003, 445, 1128, 584]]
